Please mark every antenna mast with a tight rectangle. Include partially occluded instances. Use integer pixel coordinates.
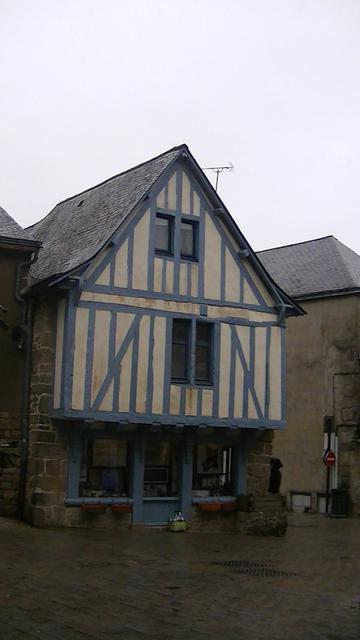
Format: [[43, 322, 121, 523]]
[[201, 162, 234, 192]]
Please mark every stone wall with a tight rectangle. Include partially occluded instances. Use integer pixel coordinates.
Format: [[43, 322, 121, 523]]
[[0, 411, 21, 515], [24, 295, 68, 527], [272, 294, 360, 514], [189, 495, 287, 536], [246, 431, 273, 495], [65, 507, 131, 529], [335, 372, 360, 515]]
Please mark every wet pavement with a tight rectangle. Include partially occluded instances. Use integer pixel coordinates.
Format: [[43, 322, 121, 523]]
[[0, 513, 359, 639]]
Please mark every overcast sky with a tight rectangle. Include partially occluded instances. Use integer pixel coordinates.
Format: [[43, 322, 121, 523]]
[[1, 0, 359, 253]]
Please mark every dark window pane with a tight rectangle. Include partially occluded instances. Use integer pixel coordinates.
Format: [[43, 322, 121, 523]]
[[171, 344, 188, 379], [171, 319, 190, 380], [172, 320, 189, 342], [195, 346, 210, 382], [155, 215, 172, 252], [195, 323, 212, 383], [196, 322, 211, 344]]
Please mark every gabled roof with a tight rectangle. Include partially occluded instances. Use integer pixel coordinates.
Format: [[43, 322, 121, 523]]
[[25, 143, 301, 315], [257, 236, 360, 300], [0, 205, 41, 250], [27, 145, 183, 282]]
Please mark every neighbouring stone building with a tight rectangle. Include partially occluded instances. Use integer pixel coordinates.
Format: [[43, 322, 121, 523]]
[[10, 144, 302, 531], [0, 207, 41, 516], [258, 236, 360, 516]]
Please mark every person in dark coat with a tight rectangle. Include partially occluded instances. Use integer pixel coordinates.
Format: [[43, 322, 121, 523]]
[[268, 458, 283, 494]]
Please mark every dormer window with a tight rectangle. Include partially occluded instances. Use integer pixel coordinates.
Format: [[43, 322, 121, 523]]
[[180, 219, 198, 260], [155, 213, 174, 255]]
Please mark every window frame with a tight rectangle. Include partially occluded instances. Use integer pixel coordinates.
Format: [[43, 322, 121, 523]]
[[180, 218, 198, 261], [171, 318, 214, 387], [155, 212, 174, 256]]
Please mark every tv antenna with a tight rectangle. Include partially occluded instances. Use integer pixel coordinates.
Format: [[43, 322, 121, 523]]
[[201, 162, 234, 192]]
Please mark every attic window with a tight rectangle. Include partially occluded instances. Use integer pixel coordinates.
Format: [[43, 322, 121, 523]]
[[181, 219, 198, 260], [155, 213, 174, 255], [77, 200, 84, 207]]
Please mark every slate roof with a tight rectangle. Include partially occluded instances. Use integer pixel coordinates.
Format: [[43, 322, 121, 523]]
[[27, 145, 183, 282], [257, 236, 360, 299], [0, 205, 36, 242]]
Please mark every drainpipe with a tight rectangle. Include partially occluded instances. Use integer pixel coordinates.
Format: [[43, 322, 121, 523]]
[[16, 254, 38, 520]]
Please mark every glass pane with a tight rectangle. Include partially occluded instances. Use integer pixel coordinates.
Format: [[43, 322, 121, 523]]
[[155, 216, 171, 251], [196, 322, 211, 345], [79, 439, 129, 498], [172, 319, 190, 342], [181, 221, 194, 256], [192, 444, 233, 495], [195, 345, 210, 382], [171, 343, 188, 379], [144, 441, 179, 497]]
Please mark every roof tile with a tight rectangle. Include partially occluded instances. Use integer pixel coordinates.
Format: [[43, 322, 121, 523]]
[[28, 145, 184, 281], [257, 236, 360, 298]]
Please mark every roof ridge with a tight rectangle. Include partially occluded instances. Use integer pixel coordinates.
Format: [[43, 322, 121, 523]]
[[257, 235, 334, 254], [26, 144, 187, 235], [56, 144, 187, 208], [330, 236, 360, 288]]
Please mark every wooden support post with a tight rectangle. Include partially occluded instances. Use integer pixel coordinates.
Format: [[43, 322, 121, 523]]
[[130, 431, 145, 524], [67, 430, 82, 499], [231, 443, 247, 495], [180, 433, 193, 521]]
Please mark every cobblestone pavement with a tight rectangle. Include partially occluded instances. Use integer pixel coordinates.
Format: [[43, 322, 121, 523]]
[[0, 514, 359, 640]]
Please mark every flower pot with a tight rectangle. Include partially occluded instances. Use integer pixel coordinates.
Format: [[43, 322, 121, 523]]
[[221, 503, 237, 512], [168, 520, 188, 532], [111, 504, 132, 514], [81, 504, 106, 514], [198, 502, 221, 512]]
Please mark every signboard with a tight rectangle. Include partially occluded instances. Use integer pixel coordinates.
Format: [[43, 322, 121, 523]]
[[323, 449, 336, 467]]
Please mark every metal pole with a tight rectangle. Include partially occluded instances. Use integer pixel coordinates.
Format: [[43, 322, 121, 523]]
[[325, 429, 331, 515]]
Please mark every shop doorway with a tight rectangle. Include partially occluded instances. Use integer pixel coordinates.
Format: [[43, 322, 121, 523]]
[[142, 440, 181, 525]]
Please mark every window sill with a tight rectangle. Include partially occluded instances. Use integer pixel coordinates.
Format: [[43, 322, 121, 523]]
[[180, 255, 198, 263], [65, 498, 133, 507], [143, 497, 179, 502], [171, 381, 213, 389], [155, 249, 174, 258]]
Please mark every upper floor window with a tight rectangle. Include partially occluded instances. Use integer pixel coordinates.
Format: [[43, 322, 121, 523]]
[[155, 213, 173, 255], [171, 319, 190, 382], [181, 219, 198, 260], [171, 319, 213, 385], [195, 322, 212, 384]]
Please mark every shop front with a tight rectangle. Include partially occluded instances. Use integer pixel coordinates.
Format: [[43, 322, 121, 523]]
[[65, 424, 248, 526]]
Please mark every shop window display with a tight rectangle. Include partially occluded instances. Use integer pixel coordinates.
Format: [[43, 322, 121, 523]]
[[192, 444, 232, 496], [144, 441, 179, 498], [79, 439, 129, 497]]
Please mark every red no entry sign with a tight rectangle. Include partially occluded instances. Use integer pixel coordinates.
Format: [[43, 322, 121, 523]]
[[323, 449, 336, 467]]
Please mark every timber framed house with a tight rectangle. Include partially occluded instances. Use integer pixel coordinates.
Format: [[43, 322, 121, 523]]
[[23, 145, 302, 528]]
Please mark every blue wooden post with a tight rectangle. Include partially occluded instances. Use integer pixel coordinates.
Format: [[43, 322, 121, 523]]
[[67, 430, 82, 499], [232, 443, 247, 495], [180, 433, 193, 520], [130, 431, 145, 524]]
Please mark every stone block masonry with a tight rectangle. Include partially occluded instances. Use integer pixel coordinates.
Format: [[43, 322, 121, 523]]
[[0, 411, 21, 516], [24, 295, 68, 527], [246, 430, 273, 495]]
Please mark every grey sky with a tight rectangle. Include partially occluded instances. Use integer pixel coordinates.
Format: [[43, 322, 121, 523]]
[[1, 0, 359, 254]]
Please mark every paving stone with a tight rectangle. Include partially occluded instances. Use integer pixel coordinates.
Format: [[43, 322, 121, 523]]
[[0, 513, 359, 639]]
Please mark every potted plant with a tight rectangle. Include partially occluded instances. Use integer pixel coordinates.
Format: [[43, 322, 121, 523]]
[[168, 511, 188, 532]]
